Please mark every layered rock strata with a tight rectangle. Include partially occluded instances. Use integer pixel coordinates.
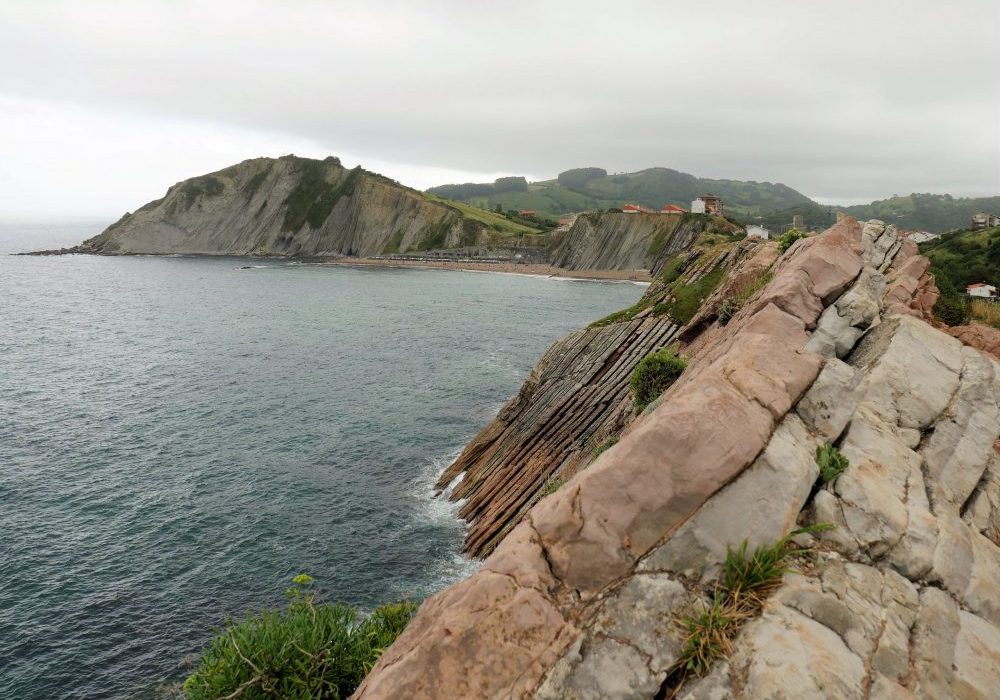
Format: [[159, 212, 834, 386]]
[[439, 238, 768, 557], [356, 219, 1000, 699]]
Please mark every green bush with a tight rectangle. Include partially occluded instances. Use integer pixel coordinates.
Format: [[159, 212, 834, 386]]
[[630, 348, 687, 411], [816, 443, 849, 484], [934, 294, 971, 326], [777, 228, 807, 253], [183, 575, 415, 700], [717, 298, 738, 326]]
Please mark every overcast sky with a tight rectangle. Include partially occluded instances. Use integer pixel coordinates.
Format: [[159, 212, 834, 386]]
[[1, 0, 998, 218]]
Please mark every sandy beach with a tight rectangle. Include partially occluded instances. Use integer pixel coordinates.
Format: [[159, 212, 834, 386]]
[[319, 257, 653, 283]]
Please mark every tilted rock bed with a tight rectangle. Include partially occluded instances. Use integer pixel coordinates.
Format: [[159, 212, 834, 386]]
[[356, 218, 1000, 699]]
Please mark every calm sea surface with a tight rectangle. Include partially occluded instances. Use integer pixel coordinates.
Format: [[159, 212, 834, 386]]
[[0, 222, 643, 699]]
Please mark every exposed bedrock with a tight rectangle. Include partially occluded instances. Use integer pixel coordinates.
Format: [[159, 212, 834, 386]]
[[356, 218, 1000, 699]]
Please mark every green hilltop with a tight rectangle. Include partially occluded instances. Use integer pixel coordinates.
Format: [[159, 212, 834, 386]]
[[426, 167, 814, 221]]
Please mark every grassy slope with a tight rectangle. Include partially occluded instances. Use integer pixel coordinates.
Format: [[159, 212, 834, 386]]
[[919, 225, 1000, 292], [423, 193, 543, 235]]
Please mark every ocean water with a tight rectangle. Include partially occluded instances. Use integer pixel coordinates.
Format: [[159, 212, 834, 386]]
[[0, 222, 643, 699]]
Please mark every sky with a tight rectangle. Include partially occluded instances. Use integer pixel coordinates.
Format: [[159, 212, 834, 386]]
[[1, 0, 998, 219]]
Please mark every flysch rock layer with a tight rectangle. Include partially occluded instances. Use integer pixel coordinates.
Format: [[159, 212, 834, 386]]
[[356, 218, 1000, 699]]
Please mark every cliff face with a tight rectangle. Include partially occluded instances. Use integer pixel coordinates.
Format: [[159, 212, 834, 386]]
[[548, 212, 730, 271], [357, 219, 1000, 699], [75, 156, 491, 257]]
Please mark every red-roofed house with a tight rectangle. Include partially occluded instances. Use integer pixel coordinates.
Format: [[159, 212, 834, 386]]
[[622, 204, 652, 214], [518, 209, 537, 218], [660, 204, 687, 215]]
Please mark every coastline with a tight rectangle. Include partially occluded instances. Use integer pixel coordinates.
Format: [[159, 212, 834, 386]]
[[318, 257, 653, 283]]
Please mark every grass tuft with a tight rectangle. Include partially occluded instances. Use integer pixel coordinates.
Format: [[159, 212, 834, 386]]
[[540, 476, 565, 497], [777, 228, 807, 254], [673, 524, 834, 685], [816, 443, 850, 485], [182, 576, 415, 700]]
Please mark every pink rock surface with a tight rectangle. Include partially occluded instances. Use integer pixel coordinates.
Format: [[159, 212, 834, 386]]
[[355, 219, 868, 699], [950, 322, 1000, 360]]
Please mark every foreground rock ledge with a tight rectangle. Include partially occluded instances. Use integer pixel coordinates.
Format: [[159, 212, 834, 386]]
[[356, 218, 1000, 699]]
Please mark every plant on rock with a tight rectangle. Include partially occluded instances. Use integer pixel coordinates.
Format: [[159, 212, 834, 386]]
[[816, 443, 849, 485], [777, 228, 807, 254], [629, 347, 687, 411], [182, 575, 416, 700]]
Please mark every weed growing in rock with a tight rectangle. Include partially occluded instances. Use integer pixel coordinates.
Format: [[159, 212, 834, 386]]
[[593, 435, 619, 457], [182, 575, 415, 700], [540, 476, 565, 497], [672, 524, 833, 687], [816, 443, 849, 485], [777, 228, 807, 254], [630, 347, 687, 411]]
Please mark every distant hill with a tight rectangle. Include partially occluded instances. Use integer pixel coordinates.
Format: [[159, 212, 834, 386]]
[[429, 170, 999, 234], [843, 194, 1000, 233], [919, 225, 1000, 293], [426, 166, 815, 221]]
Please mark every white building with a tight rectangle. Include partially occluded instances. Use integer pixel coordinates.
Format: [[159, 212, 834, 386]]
[[746, 225, 770, 240], [967, 283, 998, 298], [909, 231, 940, 244], [690, 199, 706, 214]]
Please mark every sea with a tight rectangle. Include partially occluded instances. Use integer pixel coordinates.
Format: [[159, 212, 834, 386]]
[[0, 221, 644, 699]]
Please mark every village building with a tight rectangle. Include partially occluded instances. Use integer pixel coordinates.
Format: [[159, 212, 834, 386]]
[[746, 224, 770, 240], [621, 204, 653, 213], [971, 213, 1000, 230], [660, 204, 687, 215], [690, 194, 724, 216], [518, 209, 537, 218], [966, 282, 998, 299]]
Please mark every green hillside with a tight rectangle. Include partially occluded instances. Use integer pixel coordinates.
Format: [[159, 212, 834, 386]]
[[426, 167, 814, 220], [844, 194, 1000, 233], [920, 226, 1000, 292]]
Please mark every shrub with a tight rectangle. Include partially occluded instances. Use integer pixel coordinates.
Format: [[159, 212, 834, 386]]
[[777, 228, 807, 253], [934, 294, 971, 326], [816, 443, 849, 484], [183, 576, 415, 700], [717, 298, 738, 326], [630, 348, 687, 411], [970, 298, 1000, 329]]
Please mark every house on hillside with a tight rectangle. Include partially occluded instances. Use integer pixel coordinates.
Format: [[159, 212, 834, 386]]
[[691, 194, 724, 216], [746, 224, 770, 240], [622, 204, 652, 213], [518, 209, 537, 218], [660, 204, 687, 215], [967, 282, 997, 299], [971, 213, 1000, 230]]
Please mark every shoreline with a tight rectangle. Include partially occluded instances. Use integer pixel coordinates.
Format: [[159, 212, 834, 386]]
[[318, 257, 653, 283]]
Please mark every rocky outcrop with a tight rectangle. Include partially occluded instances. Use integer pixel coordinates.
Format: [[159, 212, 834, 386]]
[[356, 219, 1000, 699], [68, 156, 494, 257], [949, 321, 1000, 361], [548, 212, 735, 272], [438, 236, 770, 557]]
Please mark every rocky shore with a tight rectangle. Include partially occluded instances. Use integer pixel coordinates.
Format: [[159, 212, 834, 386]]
[[356, 218, 1000, 699]]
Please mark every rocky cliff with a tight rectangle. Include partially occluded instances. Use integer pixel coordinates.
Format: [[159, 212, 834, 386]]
[[356, 218, 1000, 699], [548, 212, 734, 272], [71, 156, 496, 257]]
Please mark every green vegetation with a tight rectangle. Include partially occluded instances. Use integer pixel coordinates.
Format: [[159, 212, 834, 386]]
[[416, 219, 454, 251], [282, 159, 363, 232], [921, 226, 1000, 327], [382, 230, 405, 255], [588, 296, 656, 329], [653, 266, 726, 325], [593, 435, 619, 457], [179, 176, 224, 207], [183, 575, 415, 700], [845, 193, 1000, 233], [540, 476, 565, 497], [423, 194, 541, 235], [243, 169, 270, 200], [426, 166, 815, 220], [630, 347, 687, 411], [675, 524, 833, 680], [816, 443, 849, 485], [777, 228, 807, 253], [718, 269, 774, 325]]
